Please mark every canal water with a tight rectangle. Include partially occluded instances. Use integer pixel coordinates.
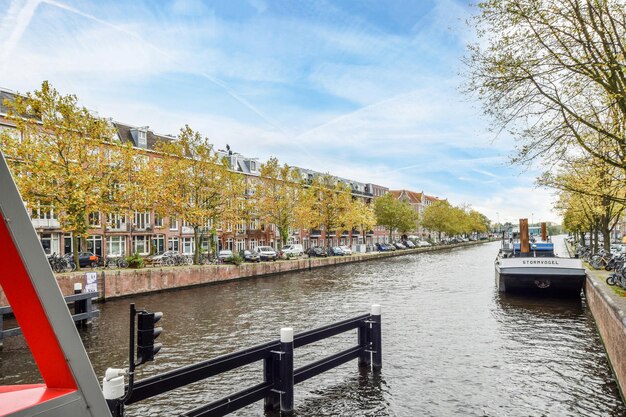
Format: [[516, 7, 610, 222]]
[[1, 240, 625, 416]]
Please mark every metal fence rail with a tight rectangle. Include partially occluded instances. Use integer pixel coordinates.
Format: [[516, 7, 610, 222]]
[[123, 306, 382, 417], [0, 287, 99, 342]]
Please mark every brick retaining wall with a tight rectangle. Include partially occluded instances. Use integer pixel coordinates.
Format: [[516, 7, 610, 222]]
[[585, 275, 626, 401], [0, 240, 488, 305]]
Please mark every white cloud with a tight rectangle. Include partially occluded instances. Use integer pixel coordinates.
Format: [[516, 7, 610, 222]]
[[0, 0, 560, 224]]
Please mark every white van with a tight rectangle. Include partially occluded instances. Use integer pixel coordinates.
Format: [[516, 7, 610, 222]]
[[281, 244, 304, 257]]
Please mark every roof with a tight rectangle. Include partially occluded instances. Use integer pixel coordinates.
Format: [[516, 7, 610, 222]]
[[113, 122, 175, 150], [424, 194, 444, 202], [389, 189, 423, 204]]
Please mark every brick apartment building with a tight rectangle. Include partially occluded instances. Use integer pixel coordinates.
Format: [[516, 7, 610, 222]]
[[0, 87, 436, 257]]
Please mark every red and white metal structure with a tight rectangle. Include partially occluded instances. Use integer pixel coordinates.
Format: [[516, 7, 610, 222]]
[[0, 152, 111, 417]]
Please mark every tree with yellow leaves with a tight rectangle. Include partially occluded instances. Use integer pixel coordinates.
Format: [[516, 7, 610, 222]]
[[154, 125, 245, 263], [255, 157, 308, 249], [0, 81, 118, 269], [303, 174, 354, 247]]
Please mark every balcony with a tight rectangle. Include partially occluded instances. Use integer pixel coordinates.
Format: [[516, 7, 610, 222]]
[[341, 230, 349, 237], [32, 218, 60, 229], [182, 226, 194, 234], [351, 228, 360, 235], [366, 230, 374, 236], [310, 229, 322, 237], [133, 225, 152, 232], [107, 223, 129, 232]]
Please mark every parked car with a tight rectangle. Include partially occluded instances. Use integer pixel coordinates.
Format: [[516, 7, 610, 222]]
[[329, 246, 345, 256], [280, 244, 304, 258], [403, 240, 416, 248], [255, 246, 278, 261], [416, 240, 431, 247], [65, 251, 99, 268], [239, 249, 260, 262], [146, 250, 178, 264], [393, 242, 407, 250], [376, 243, 394, 251], [339, 245, 352, 255], [307, 246, 328, 257], [218, 250, 234, 262]]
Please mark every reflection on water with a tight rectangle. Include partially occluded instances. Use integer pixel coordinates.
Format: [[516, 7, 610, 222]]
[[0, 240, 624, 416]]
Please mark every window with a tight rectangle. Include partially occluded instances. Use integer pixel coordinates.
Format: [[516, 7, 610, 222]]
[[107, 213, 126, 230], [40, 233, 59, 255], [249, 239, 257, 249], [168, 237, 179, 252], [134, 211, 150, 230], [87, 235, 103, 257], [153, 235, 165, 253], [133, 235, 150, 255], [107, 236, 126, 256], [138, 130, 147, 148], [31, 202, 57, 220], [154, 214, 163, 228], [236, 222, 245, 233], [182, 237, 194, 255], [88, 212, 101, 227], [225, 238, 233, 250], [169, 216, 178, 231], [250, 161, 256, 171], [236, 239, 245, 251]]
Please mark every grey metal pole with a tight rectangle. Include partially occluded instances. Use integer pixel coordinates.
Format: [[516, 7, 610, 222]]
[[279, 327, 294, 415], [371, 304, 382, 371]]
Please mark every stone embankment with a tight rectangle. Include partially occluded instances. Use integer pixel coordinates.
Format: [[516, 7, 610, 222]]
[[584, 267, 626, 401], [0, 241, 490, 305], [566, 240, 626, 401]]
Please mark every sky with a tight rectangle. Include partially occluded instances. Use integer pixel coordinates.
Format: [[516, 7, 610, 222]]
[[0, 0, 561, 225]]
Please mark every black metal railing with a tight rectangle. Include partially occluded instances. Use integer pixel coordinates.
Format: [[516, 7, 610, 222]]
[[0, 289, 99, 341], [121, 306, 382, 417]]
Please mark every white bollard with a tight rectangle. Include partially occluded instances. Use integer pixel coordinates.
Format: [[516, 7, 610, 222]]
[[371, 304, 381, 316], [74, 282, 83, 292], [102, 368, 127, 400], [280, 327, 293, 343]]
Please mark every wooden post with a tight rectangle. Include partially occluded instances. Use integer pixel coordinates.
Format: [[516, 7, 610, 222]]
[[541, 222, 547, 242], [279, 327, 294, 416], [519, 219, 530, 254], [371, 304, 382, 371]]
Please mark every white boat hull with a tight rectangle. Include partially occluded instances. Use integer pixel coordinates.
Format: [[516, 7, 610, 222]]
[[495, 256, 586, 294]]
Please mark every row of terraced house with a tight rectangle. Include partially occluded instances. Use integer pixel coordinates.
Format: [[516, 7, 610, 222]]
[[0, 87, 443, 259]]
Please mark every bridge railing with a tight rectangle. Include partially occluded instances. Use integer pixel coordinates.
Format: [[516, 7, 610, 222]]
[[0, 284, 99, 343], [122, 305, 382, 417]]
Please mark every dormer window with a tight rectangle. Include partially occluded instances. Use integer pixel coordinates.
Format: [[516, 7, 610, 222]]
[[138, 130, 147, 148], [250, 161, 256, 171]]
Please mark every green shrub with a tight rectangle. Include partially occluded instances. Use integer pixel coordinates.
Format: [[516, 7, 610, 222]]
[[127, 252, 144, 269], [226, 254, 244, 266]]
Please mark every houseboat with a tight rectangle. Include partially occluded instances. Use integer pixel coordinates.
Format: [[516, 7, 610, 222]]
[[495, 220, 586, 295]]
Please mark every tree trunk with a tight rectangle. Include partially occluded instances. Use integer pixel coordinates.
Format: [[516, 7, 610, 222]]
[[193, 226, 200, 264], [602, 217, 611, 252], [72, 234, 80, 271]]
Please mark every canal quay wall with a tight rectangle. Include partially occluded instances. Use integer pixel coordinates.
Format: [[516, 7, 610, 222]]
[[564, 240, 626, 401], [0, 241, 490, 305], [585, 268, 626, 402]]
